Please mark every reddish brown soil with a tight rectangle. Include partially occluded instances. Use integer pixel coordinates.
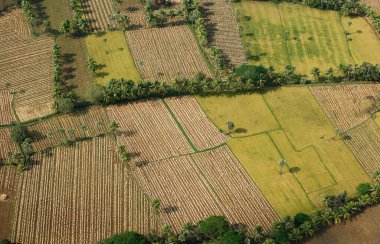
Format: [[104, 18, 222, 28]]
[[0, 188, 15, 240], [306, 205, 380, 244]]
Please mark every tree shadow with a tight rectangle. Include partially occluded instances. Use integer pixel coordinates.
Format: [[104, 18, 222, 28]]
[[96, 72, 110, 78], [289, 167, 300, 174], [234, 128, 247, 134], [162, 205, 178, 214]]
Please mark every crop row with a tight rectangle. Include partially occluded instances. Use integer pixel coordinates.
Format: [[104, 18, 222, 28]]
[[164, 96, 228, 150], [0, 90, 15, 125], [310, 84, 380, 130], [125, 26, 212, 81], [107, 100, 193, 164], [81, 0, 114, 31], [12, 137, 156, 243]]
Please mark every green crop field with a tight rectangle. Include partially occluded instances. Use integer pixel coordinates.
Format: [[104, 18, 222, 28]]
[[234, 1, 380, 74], [197, 87, 371, 216], [85, 31, 142, 85]]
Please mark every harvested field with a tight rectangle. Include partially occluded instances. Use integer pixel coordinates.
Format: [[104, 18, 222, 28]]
[[81, 0, 114, 31], [345, 120, 380, 175], [106, 100, 193, 164], [0, 165, 17, 240], [132, 155, 225, 232], [307, 205, 380, 244], [0, 90, 15, 125], [0, 9, 55, 122], [0, 128, 19, 163], [310, 84, 380, 130], [191, 146, 279, 230], [28, 107, 109, 151], [126, 11, 147, 29], [201, 0, 245, 66], [164, 96, 228, 150], [12, 137, 157, 243], [125, 26, 212, 81]]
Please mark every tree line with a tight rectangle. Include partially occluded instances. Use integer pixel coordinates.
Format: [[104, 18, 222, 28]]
[[86, 62, 380, 105], [100, 175, 380, 243], [59, 0, 87, 35]]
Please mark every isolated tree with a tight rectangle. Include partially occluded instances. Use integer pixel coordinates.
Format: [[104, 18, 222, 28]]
[[151, 199, 161, 214], [60, 19, 71, 35], [55, 97, 75, 113], [226, 121, 234, 134], [42, 19, 51, 32], [11, 124, 28, 144], [86, 56, 97, 76], [108, 121, 119, 135], [279, 159, 287, 174]]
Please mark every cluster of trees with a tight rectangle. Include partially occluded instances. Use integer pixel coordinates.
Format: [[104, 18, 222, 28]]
[[51, 44, 79, 113], [5, 123, 33, 171], [144, 0, 202, 27], [20, 0, 40, 35], [102, 177, 380, 243], [60, 0, 87, 35], [111, 11, 131, 30]]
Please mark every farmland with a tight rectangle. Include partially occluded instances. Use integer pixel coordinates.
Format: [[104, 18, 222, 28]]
[[0, 90, 15, 125], [0, 9, 55, 121], [131, 146, 279, 232], [85, 31, 142, 85], [201, 0, 245, 66], [81, 0, 115, 31], [125, 26, 212, 81], [233, 1, 380, 73], [107, 100, 193, 164], [11, 137, 157, 243], [311, 84, 380, 175], [28, 106, 110, 151], [164, 96, 228, 150], [307, 205, 380, 243], [197, 87, 371, 216]]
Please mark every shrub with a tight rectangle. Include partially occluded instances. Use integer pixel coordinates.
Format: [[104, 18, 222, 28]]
[[55, 97, 75, 113], [356, 183, 372, 196], [86, 83, 105, 104], [11, 124, 28, 144], [294, 212, 311, 227], [219, 230, 245, 244], [197, 216, 229, 240], [102, 231, 147, 244]]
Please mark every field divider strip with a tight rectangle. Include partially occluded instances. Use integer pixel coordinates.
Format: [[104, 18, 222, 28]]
[[266, 132, 316, 208], [161, 99, 199, 152], [338, 15, 356, 64]]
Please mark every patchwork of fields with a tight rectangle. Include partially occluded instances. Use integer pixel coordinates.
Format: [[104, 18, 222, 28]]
[[1, 0, 380, 242]]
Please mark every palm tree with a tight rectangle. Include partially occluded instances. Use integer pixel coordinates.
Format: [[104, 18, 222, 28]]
[[289, 228, 303, 242], [60, 19, 71, 35], [251, 226, 264, 242], [300, 221, 314, 237], [108, 121, 119, 135], [325, 68, 334, 82], [226, 121, 234, 134], [311, 67, 321, 82], [281, 216, 294, 230], [279, 159, 287, 174], [244, 79, 255, 91]]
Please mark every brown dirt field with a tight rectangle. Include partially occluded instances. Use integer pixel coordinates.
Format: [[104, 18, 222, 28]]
[[164, 96, 228, 150], [201, 0, 245, 66], [82, 0, 115, 31], [0, 90, 15, 125], [191, 146, 280, 230], [310, 84, 380, 131], [132, 154, 226, 232], [106, 100, 193, 164], [0, 185, 16, 240], [0, 9, 55, 122], [28, 106, 109, 152], [125, 25, 212, 81], [118, 0, 143, 11], [345, 119, 380, 175], [0, 128, 19, 162], [11, 137, 157, 243], [306, 205, 380, 244], [362, 0, 380, 10]]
